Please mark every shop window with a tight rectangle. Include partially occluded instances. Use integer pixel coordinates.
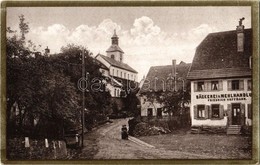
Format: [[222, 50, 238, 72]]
[[197, 105, 206, 118], [211, 104, 220, 118], [211, 81, 219, 90], [147, 108, 153, 117], [157, 108, 162, 118], [197, 82, 205, 91], [232, 80, 239, 90], [248, 80, 252, 91]]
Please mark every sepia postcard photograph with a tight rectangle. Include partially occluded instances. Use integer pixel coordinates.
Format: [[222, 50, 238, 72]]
[[1, 1, 259, 164]]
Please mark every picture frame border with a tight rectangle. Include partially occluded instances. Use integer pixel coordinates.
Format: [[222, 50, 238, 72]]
[[1, 0, 259, 164]]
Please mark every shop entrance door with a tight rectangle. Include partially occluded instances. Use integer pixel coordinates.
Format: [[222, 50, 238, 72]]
[[232, 104, 241, 125]]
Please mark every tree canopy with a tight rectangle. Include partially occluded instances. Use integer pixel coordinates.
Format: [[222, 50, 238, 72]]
[[6, 15, 111, 138]]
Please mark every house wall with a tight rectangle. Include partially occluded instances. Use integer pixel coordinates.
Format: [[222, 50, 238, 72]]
[[107, 51, 123, 62], [110, 66, 137, 82], [96, 55, 111, 69], [190, 78, 252, 127], [140, 96, 168, 117], [106, 83, 122, 98], [99, 68, 109, 77]]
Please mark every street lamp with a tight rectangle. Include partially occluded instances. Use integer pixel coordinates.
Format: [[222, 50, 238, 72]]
[[81, 48, 89, 148]]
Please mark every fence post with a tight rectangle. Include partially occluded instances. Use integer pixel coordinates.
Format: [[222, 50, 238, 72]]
[[45, 138, 49, 148], [25, 137, 30, 148]]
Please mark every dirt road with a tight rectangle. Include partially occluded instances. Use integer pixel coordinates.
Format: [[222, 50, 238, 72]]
[[87, 118, 213, 159]]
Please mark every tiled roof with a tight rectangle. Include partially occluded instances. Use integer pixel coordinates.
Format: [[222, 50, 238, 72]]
[[106, 45, 124, 53], [187, 29, 252, 79], [139, 62, 191, 93], [187, 68, 251, 80], [97, 54, 138, 73]]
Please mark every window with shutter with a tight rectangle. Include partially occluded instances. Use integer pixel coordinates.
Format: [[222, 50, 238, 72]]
[[198, 82, 204, 91], [248, 104, 252, 119], [211, 81, 219, 90], [197, 105, 206, 119], [232, 80, 239, 90], [211, 104, 220, 119]]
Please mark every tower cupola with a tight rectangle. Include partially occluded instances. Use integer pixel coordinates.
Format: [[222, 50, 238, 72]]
[[111, 29, 119, 45]]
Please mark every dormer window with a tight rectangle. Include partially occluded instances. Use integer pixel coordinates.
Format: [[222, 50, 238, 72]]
[[111, 54, 115, 59]]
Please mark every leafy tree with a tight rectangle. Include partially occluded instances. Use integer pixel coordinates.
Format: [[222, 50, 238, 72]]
[[6, 15, 81, 137], [123, 88, 140, 117], [19, 14, 29, 41], [142, 82, 191, 127]]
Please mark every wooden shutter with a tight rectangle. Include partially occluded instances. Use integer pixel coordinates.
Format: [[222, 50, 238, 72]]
[[239, 80, 244, 90], [227, 80, 232, 91], [241, 104, 245, 125], [248, 104, 252, 119], [219, 105, 224, 119], [194, 82, 198, 92], [208, 105, 212, 119], [227, 104, 232, 125], [205, 105, 209, 119], [218, 80, 223, 91], [193, 105, 197, 119], [207, 82, 211, 92]]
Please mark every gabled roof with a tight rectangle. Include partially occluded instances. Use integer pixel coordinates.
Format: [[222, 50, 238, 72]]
[[139, 62, 191, 94], [96, 54, 138, 73], [106, 45, 124, 53], [187, 29, 252, 80]]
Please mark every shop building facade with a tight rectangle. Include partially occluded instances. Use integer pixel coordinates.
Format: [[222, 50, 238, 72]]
[[187, 19, 252, 133]]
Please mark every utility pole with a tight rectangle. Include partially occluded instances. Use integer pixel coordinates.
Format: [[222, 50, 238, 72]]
[[81, 49, 85, 148]]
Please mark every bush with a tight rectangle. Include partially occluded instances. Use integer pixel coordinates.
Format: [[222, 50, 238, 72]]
[[132, 120, 171, 137], [128, 116, 141, 136]]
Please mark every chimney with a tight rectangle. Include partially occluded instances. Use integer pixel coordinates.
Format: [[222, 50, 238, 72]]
[[172, 59, 177, 91], [236, 17, 245, 52]]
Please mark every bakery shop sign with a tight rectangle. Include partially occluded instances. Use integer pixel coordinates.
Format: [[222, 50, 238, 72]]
[[196, 92, 252, 102]]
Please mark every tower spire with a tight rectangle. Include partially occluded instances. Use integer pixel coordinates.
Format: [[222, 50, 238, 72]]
[[111, 29, 119, 45]]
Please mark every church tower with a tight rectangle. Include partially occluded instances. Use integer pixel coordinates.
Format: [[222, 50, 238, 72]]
[[106, 30, 124, 63]]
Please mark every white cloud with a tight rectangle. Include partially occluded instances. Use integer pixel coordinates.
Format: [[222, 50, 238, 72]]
[[24, 17, 216, 80]]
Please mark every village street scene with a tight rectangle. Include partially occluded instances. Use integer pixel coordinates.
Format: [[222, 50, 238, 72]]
[[4, 5, 255, 162]]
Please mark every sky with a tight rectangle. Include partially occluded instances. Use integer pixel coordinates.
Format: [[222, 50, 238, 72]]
[[6, 7, 251, 80]]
